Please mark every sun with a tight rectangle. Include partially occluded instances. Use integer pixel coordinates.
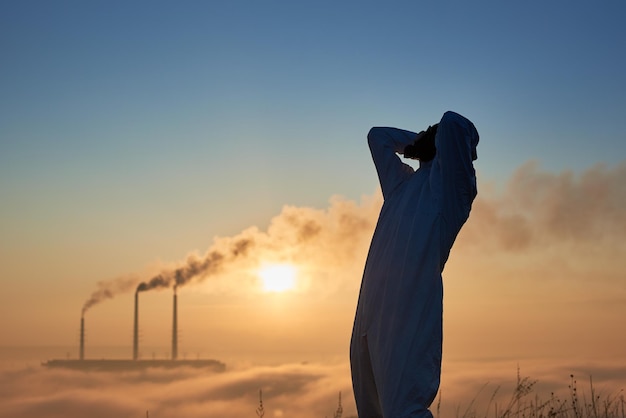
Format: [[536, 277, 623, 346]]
[[258, 263, 297, 293]]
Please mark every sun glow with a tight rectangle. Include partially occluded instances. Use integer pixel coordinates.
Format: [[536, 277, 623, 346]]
[[258, 264, 297, 293]]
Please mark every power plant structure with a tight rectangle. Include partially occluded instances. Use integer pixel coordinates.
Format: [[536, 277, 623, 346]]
[[44, 288, 225, 372], [79, 315, 85, 361], [172, 286, 178, 360], [133, 291, 139, 361]]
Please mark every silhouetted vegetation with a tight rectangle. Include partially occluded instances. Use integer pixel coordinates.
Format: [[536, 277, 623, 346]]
[[443, 369, 625, 418]]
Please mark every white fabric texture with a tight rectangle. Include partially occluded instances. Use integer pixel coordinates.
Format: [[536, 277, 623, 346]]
[[350, 111, 479, 418]]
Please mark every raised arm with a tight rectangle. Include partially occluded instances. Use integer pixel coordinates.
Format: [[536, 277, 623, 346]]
[[367, 127, 420, 200], [432, 111, 479, 251]]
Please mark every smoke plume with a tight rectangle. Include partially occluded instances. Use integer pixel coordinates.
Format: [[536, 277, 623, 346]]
[[135, 250, 229, 293], [82, 193, 380, 313], [82, 160, 626, 313], [81, 275, 140, 316], [458, 160, 626, 251]]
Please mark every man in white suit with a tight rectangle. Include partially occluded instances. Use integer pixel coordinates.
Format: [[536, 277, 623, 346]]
[[350, 111, 479, 417]]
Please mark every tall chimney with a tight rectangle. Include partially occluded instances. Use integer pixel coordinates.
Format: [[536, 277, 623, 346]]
[[133, 291, 139, 360], [172, 286, 178, 360], [80, 316, 85, 360]]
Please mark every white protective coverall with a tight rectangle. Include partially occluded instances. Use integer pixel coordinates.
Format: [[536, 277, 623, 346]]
[[350, 111, 479, 418]]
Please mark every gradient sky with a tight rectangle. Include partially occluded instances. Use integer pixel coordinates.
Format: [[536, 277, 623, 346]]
[[1, 0, 626, 364], [2, 2, 626, 417]]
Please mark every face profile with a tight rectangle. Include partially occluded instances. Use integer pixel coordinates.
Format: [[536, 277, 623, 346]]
[[403, 123, 439, 161]]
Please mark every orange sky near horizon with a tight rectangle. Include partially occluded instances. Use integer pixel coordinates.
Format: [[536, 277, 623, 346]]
[[2, 160, 625, 369]]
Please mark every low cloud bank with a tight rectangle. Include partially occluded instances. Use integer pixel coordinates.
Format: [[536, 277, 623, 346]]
[[2, 359, 625, 418], [0, 363, 355, 418]]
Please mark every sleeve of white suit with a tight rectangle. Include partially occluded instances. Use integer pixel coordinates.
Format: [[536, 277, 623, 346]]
[[367, 127, 418, 200], [433, 111, 479, 250]]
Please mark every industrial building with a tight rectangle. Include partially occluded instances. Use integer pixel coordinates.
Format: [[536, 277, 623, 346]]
[[43, 287, 225, 372]]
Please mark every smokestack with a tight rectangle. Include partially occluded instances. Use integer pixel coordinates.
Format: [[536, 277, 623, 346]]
[[172, 286, 178, 360], [133, 291, 139, 361], [80, 316, 85, 360]]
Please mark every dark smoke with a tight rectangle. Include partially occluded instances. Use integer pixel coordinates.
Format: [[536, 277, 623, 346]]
[[82, 238, 256, 314], [79, 192, 381, 312], [82, 275, 139, 315], [134, 243, 248, 293], [80, 193, 379, 312]]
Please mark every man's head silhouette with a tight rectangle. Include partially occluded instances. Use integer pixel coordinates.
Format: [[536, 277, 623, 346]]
[[403, 123, 438, 162]]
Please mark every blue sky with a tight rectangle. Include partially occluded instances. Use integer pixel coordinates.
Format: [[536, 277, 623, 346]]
[[1, 1, 625, 330]]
